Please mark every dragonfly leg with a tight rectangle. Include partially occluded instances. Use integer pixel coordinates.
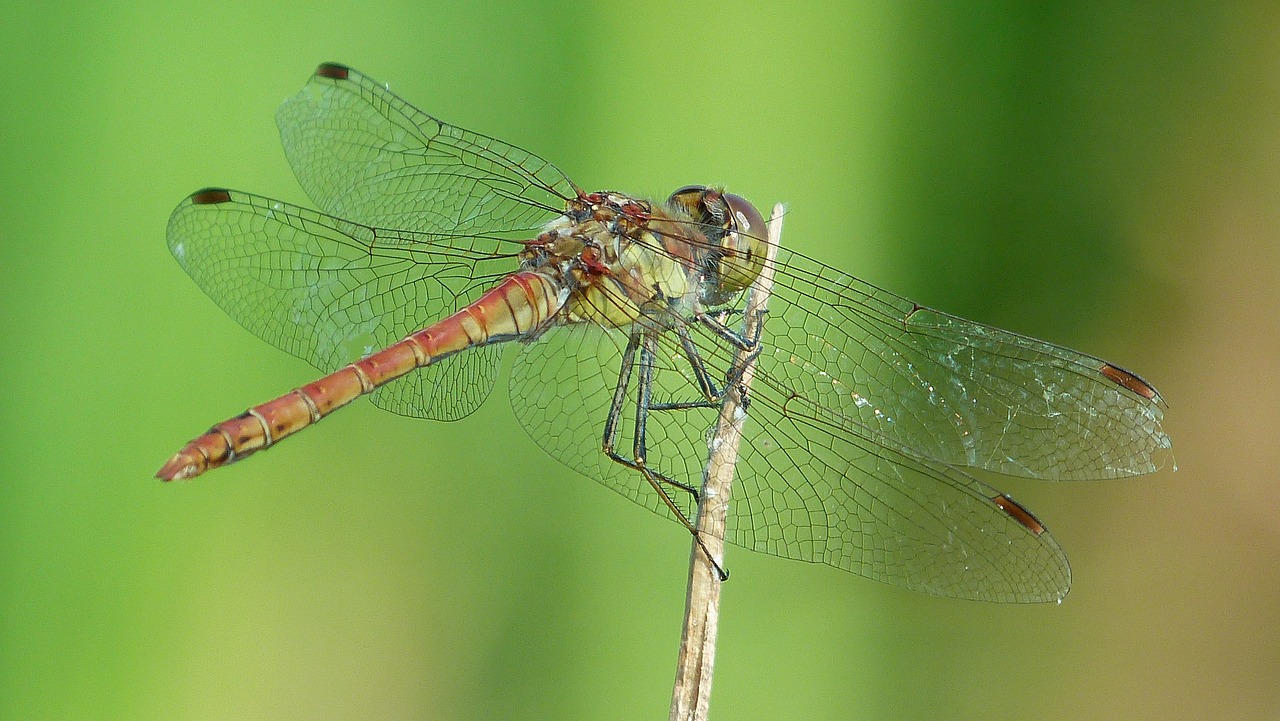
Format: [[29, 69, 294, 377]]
[[648, 399, 720, 411], [698, 307, 766, 393], [601, 333, 640, 461], [600, 334, 700, 497], [623, 333, 702, 498], [649, 322, 733, 411], [673, 323, 720, 402], [600, 331, 727, 580], [696, 307, 766, 351], [652, 306, 768, 412]]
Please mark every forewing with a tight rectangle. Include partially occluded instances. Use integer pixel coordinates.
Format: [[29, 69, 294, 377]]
[[764, 247, 1171, 480], [166, 188, 517, 420], [276, 63, 577, 235]]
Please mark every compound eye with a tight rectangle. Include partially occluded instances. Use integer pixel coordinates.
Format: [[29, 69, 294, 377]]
[[722, 193, 766, 243], [715, 193, 768, 293]]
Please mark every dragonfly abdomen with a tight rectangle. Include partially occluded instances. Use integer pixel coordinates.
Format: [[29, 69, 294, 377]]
[[157, 270, 567, 481]]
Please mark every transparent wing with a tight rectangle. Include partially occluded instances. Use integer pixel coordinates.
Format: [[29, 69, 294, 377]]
[[763, 246, 1171, 480], [166, 188, 522, 420], [509, 218, 1168, 601], [276, 62, 577, 234], [510, 318, 1071, 603]]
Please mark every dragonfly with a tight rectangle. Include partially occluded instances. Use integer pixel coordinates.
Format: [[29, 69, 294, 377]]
[[158, 62, 1171, 603]]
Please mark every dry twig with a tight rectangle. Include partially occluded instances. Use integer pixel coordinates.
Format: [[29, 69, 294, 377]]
[[669, 203, 785, 721]]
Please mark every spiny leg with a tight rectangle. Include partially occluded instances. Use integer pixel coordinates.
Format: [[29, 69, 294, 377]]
[[697, 306, 767, 393], [602, 334, 701, 501], [601, 332, 640, 460], [697, 307, 766, 351], [647, 321, 736, 412], [673, 322, 720, 402], [601, 331, 727, 580], [635, 333, 729, 580], [649, 306, 769, 413]]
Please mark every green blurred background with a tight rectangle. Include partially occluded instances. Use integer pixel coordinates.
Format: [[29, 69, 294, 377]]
[[2, 2, 1275, 719]]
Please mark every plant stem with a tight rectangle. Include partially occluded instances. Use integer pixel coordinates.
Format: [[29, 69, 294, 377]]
[[669, 203, 785, 721]]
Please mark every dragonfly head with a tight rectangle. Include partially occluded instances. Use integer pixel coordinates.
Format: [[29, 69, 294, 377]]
[[667, 185, 767, 296]]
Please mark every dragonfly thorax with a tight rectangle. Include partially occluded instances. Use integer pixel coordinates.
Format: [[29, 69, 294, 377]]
[[520, 192, 715, 331], [525, 188, 769, 330]]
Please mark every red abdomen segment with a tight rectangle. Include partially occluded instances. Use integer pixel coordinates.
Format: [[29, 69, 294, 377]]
[[157, 270, 566, 481]]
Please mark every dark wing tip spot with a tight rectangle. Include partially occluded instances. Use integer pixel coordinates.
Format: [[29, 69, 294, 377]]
[[991, 494, 1045, 536], [315, 62, 351, 80], [190, 188, 232, 205], [1100, 363, 1159, 400]]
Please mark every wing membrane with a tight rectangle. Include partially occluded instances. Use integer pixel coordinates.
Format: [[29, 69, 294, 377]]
[[759, 246, 1170, 480], [276, 63, 576, 235], [510, 317, 1071, 603], [166, 188, 518, 420]]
